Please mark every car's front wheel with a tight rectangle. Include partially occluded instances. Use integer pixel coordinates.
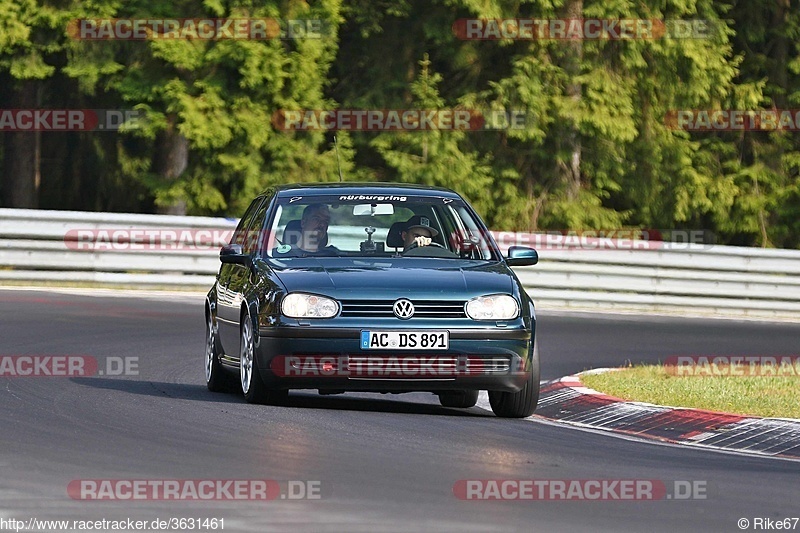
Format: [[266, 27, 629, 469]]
[[205, 312, 235, 392], [240, 314, 288, 405], [438, 390, 479, 408], [488, 339, 540, 418]]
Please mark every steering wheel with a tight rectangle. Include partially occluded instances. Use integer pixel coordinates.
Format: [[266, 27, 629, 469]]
[[402, 240, 460, 258], [405, 240, 446, 252]]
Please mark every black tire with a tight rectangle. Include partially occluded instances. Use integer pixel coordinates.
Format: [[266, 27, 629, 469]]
[[438, 390, 480, 408], [205, 312, 235, 392], [488, 339, 540, 418], [240, 313, 289, 405]]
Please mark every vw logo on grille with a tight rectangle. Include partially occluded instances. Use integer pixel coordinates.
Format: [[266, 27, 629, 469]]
[[393, 299, 415, 319]]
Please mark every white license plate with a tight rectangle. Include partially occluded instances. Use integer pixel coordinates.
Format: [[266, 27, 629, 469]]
[[361, 330, 449, 350]]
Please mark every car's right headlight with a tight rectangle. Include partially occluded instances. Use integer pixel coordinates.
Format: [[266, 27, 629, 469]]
[[281, 293, 339, 319], [465, 294, 519, 321]]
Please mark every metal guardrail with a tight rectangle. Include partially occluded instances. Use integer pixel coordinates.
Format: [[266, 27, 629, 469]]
[[0, 208, 234, 287], [2, 208, 799, 319]]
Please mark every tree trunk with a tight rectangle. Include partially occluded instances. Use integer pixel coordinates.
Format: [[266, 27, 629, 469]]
[[152, 119, 189, 215], [2, 80, 41, 208], [770, 0, 789, 108], [555, 0, 583, 201]]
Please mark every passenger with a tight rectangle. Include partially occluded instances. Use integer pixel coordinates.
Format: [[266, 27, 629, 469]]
[[298, 204, 332, 252], [275, 204, 339, 256]]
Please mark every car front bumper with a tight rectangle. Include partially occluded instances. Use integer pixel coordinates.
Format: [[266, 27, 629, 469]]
[[253, 325, 533, 393]]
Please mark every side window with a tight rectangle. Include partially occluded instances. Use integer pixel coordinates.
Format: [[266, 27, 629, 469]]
[[244, 199, 270, 255], [437, 205, 461, 251], [231, 197, 264, 246], [452, 205, 494, 260]]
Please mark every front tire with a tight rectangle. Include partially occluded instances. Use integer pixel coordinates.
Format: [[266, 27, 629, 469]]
[[489, 339, 540, 418], [438, 390, 479, 408], [205, 312, 235, 392], [240, 314, 288, 405]]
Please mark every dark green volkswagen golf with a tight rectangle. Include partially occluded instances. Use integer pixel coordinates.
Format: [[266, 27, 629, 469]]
[[204, 183, 540, 417]]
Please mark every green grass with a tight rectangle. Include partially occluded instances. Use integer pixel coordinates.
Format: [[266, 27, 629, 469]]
[[580, 365, 800, 419]]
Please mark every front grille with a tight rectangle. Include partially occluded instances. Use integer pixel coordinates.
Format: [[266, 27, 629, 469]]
[[348, 355, 459, 375], [475, 357, 513, 373], [340, 299, 466, 319]]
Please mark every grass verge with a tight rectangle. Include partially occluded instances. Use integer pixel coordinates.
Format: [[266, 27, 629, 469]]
[[580, 365, 800, 419]]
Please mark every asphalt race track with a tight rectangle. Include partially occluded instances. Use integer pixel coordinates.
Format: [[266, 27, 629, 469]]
[[1, 288, 799, 532]]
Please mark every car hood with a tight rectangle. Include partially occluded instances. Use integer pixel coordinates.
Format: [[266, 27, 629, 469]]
[[267, 257, 514, 299]]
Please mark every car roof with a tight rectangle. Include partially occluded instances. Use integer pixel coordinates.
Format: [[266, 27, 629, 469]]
[[269, 182, 463, 200]]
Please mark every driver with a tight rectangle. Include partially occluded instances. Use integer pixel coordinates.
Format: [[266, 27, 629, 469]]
[[401, 215, 439, 251]]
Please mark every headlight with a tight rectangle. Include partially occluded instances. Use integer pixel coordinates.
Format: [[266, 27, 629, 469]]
[[465, 294, 519, 321], [281, 293, 339, 319]]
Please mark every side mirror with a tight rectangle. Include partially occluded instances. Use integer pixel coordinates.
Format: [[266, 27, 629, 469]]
[[220, 244, 252, 267], [506, 246, 538, 266]]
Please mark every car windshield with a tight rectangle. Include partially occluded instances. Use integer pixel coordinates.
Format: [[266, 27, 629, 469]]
[[260, 194, 498, 260]]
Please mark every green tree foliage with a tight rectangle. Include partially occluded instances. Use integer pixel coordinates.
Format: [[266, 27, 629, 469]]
[[0, 0, 799, 248], [371, 54, 495, 214], [69, 0, 344, 214], [719, 0, 800, 247]]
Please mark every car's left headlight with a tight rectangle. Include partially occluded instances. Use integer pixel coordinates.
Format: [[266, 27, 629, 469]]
[[281, 293, 339, 319], [465, 294, 519, 321]]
